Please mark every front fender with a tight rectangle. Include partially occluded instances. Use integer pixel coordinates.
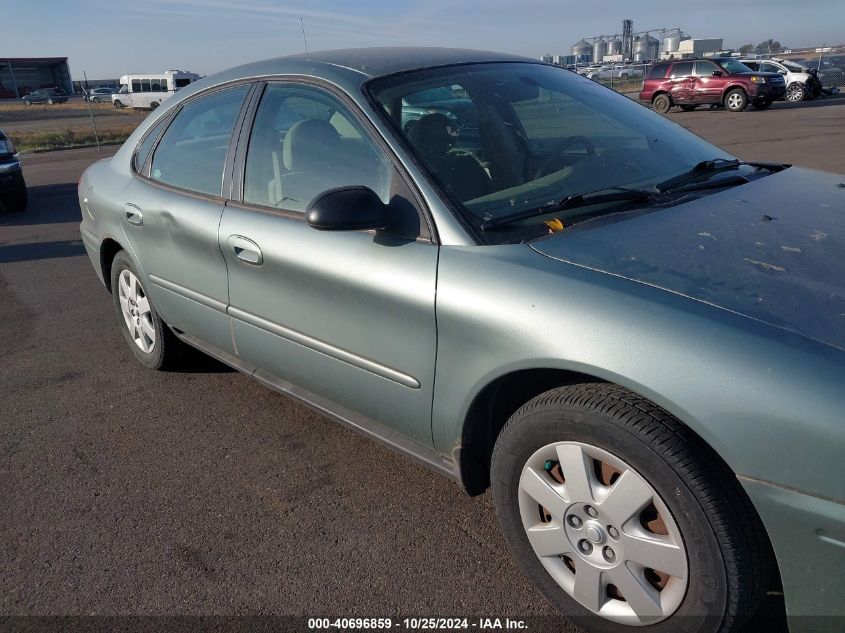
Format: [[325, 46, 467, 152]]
[[432, 245, 845, 503]]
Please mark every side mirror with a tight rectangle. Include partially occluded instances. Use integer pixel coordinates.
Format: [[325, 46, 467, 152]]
[[306, 186, 388, 231], [712, 70, 724, 77]]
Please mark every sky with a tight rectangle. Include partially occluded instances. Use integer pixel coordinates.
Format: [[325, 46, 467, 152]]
[[3, 0, 844, 79]]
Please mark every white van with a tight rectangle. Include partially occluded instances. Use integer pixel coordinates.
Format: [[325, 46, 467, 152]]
[[112, 70, 201, 110]]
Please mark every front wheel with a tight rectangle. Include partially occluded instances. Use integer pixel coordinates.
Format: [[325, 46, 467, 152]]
[[785, 83, 805, 102], [110, 251, 185, 370], [491, 383, 770, 633], [23, 99, 31, 106], [652, 94, 672, 114], [91, 97, 100, 103], [724, 88, 748, 112], [113, 99, 123, 108], [47, 98, 54, 105]]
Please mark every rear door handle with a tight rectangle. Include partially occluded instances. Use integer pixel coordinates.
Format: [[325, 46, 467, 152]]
[[123, 203, 143, 226], [228, 235, 263, 266]]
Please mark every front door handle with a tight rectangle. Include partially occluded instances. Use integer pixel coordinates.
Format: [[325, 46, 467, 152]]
[[124, 203, 143, 226], [228, 235, 263, 266]]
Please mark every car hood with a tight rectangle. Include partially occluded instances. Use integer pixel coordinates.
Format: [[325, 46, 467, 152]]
[[530, 167, 845, 350]]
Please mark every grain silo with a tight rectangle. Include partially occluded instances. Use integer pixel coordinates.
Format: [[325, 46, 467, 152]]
[[593, 37, 608, 62], [571, 39, 592, 62]]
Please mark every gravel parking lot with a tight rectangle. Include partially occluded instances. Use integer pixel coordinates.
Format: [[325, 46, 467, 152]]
[[4, 98, 843, 629]]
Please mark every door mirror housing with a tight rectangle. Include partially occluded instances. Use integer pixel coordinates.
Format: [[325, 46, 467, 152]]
[[712, 70, 724, 77], [306, 186, 388, 231]]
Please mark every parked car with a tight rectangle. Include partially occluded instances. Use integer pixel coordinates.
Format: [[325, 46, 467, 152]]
[[0, 130, 27, 211], [22, 88, 68, 105], [640, 57, 786, 112], [84, 87, 115, 103], [740, 58, 813, 101], [585, 65, 644, 81], [78, 48, 844, 633]]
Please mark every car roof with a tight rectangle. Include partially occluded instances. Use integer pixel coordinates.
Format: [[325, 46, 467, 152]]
[[227, 47, 536, 80]]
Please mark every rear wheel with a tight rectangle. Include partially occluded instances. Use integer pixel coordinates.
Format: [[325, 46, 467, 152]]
[[491, 383, 770, 633], [785, 83, 805, 102], [680, 104, 697, 112], [149, 101, 159, 110], [652, 94, 672, 114], [110, 251, 185, 370], [91, 96, 100, 103], [113, 99, 123, 108], [724, 89, 748, 112]]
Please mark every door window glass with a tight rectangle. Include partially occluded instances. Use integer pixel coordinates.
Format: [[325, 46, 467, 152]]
[[131, 79, 141, 92], [243, 83, 391, 212], [670, 62, 694, 78], [150, 84, 249, 196], [694, 61, 718, 77], [141, 79, 151, 92]]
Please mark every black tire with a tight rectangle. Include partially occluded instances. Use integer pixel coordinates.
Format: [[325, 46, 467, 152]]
[[652, 93, 672, 114], [724, 88, 748, 112], [110, 251, 185, 370], [752, 100, 773, 110], [680, 104, 698, 112], [149, 101, 159, 110], [91, 97, 100, 103], [113, 99, 123, 108], [3, 185, 28, 212], [491, 383, 770, 633], [47, 98, 53, 105], [23, 99, 31, 106]]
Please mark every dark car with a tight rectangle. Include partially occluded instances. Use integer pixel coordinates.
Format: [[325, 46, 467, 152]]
[[640, 57, 786, 113], [22, 88, 69, 105], [0, 130, 27, 211]]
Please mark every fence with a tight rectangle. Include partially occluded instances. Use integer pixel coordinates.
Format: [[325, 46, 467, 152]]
[[0, 94, 147, 153]]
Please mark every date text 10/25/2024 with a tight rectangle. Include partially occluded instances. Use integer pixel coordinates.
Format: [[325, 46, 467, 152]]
[[308, 618, 529, 630]]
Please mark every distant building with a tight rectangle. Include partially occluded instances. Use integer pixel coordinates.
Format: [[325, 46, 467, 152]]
[[661, 39, 725, 59], [0, 57, 73, 98]]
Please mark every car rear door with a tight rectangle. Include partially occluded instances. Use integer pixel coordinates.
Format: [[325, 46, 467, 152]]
[[667, 62, 694, 103], [218, 81, 439, 446], [120, 83, 253, 355]]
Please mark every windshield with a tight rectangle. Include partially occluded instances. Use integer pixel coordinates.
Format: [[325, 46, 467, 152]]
[[368, 62, 732, 243], [717, 58, 754, 74]]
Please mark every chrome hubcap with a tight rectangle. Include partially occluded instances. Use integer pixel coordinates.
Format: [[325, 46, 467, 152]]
[[118, 269, 155, 353], [518, 441, 688, 626], [787, 85, 802, 101]]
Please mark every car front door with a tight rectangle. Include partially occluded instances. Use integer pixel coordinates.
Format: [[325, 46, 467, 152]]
[[218, 81, 439, 446], [667, 62, 694, 103], [120, 83, 252, 355], [692, 61, 723, 103]]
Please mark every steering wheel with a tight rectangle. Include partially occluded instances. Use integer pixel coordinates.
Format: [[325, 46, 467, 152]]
[[533, 135, 596, 180]]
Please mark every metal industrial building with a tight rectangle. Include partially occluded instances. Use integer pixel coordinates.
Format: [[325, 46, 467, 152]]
[[0, 57, 73, 98]]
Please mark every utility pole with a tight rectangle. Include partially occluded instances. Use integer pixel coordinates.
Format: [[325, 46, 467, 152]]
[[83, 70, 101, 151]]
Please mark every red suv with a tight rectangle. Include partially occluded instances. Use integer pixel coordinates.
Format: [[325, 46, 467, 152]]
[[640, 57, 786, 113]]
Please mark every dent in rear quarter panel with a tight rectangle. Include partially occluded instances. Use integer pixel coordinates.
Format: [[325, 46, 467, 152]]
[[78, 151, 138, 287], [431, 244, 845, 503]]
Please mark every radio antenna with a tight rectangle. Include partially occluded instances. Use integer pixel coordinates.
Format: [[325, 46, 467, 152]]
[[300, 17, 308, 53]]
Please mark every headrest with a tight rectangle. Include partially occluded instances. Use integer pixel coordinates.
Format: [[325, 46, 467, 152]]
[[282, 119, 340, 171], [406, 113, 454, 161]]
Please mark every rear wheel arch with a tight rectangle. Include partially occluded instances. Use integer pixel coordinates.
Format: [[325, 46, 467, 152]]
[[100, 237, 124, 293]]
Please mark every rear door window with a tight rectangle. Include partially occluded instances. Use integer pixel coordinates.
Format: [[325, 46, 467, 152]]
[[670, 62, 694, 78], [648, 63, 670, 79], [150, 85, 249, 196]]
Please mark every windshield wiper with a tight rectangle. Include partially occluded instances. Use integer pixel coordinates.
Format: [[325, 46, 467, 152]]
[[480, 187, 653, 231], [656, 158, 785, 193]]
